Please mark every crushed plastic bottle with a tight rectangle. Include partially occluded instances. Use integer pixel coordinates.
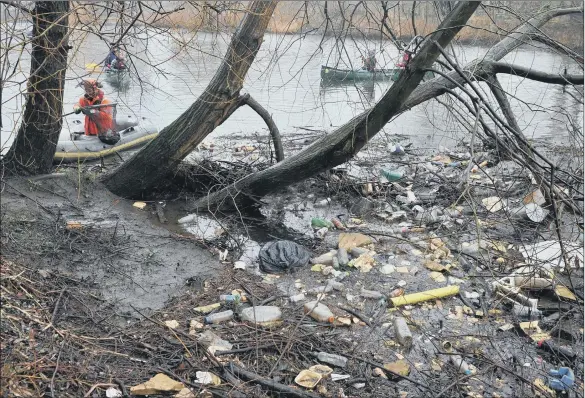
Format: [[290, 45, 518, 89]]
[[240, 306, 282, 326], [311, 218, 334, 229]]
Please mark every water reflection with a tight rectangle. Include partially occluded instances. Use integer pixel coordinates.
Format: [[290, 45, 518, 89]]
[[319, 79, 376, 103]]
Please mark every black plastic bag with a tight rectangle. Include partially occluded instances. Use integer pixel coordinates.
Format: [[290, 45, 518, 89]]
[[259, 240, 311, 274]]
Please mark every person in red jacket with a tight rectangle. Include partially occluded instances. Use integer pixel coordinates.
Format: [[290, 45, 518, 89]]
[[73, 79, 114, 136]]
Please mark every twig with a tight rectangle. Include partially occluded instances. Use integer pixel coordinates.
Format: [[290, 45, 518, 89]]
[[339, 306, 373, 327], [50, 288, 67, 326], [215, 344, 277, 356], [113, 378, 129, 397], [50, 341, 64, 397], [83, 383, 117, 397], [228, 363, 321, 398]]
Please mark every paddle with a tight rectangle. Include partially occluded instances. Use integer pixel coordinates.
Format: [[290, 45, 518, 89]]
[[62, 102, 119, 118], [85, 63, 102, 73]]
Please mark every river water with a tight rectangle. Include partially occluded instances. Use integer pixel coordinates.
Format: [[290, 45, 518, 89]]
[[1, 26, 583, 154]]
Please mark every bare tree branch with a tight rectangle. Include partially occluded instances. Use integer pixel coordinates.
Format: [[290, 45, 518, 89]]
[[242, 95, 284, 163], [491, 61, 584, 85]]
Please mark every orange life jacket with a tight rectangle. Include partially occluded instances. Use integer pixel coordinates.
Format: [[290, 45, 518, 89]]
[[76, 95, 114, 136]]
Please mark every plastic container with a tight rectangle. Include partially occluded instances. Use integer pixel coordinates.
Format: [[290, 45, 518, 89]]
[[311, 218, 333, 229], [204, 310, 233, 324], [381, 169, 403, 182], [219, 294, 241, 302], [304, 301, 335, 323], [289, 293, 306, 303], [240, 306, 282, 326], [314, 198, 332, 208], [361, 288, 384, 299], [393, 317, 412, 348], [513, 304, 542, 320], [317, 352, 348, 368], [449, 354, 472, 375]]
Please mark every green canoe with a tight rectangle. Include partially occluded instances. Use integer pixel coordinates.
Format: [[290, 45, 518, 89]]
[[320, 65, 435, 83]]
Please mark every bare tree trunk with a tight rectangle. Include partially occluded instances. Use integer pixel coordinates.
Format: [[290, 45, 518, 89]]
[[3, 1, 69, 175], [103, 1, 277, 198], [192, 1, 481, 212]]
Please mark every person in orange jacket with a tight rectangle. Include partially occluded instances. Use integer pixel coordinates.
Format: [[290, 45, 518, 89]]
[[73, 79, 114, 136]]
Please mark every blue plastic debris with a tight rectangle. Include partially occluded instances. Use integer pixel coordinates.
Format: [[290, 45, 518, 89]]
[[548, 367, 574, 391]]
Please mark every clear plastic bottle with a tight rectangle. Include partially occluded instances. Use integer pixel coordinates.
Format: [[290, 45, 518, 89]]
[[304, 301, 335, 323], [204, 310, 233, 324], [317, 352, 348, 368], [240, 306, 282, 326]]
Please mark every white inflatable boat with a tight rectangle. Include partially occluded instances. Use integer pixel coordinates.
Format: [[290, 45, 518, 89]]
[[54, 114, 159, 163]]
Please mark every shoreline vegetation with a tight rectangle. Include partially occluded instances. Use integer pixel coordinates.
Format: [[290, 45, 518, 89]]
[[8, 2, 581, 53], [145, 2, 584, 53]]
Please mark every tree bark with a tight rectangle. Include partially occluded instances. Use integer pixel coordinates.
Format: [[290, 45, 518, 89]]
[[192, 1, 481, 212], [2, 1, 69, 175], [102, 1, 277, 197], [243, 95, 284, 162]]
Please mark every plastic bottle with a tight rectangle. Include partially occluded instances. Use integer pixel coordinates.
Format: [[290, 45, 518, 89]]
[[449, 354, 472, 375], [381, 169, 403, 182], [317, 352, 348, 368], [304, 301, 335, 323], [361, 288, 384, 299], [204, 310, 233, 324], [289, 293, 306, 303], [512, 304, 542, 320], [393, 317, 412, 348], [311, 218, 333, 229], [219, 294, 241, 302], [240, 306, 282, 326]]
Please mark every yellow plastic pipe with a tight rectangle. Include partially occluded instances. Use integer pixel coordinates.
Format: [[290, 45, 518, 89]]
[[390, 285, 460, 307]]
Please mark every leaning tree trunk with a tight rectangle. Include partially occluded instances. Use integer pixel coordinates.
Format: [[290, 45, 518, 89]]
[[3, 1, 69, 175], [192, 1, 481, 212], [192, 3, 582, 212], [103, 1, 277, 198]]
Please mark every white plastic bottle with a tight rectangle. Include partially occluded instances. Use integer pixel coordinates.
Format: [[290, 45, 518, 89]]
[[304, 301, 335, 323]]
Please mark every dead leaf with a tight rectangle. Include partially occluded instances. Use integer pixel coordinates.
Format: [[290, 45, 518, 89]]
[[383, 360, 410, 376]]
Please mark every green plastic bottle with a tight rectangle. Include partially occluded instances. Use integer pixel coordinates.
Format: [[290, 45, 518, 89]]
[[381, 168, 403, 182], [311, 218, 333, 229]]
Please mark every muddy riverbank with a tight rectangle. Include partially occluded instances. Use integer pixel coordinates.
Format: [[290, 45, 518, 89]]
[[1, 132, 583, 397]]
